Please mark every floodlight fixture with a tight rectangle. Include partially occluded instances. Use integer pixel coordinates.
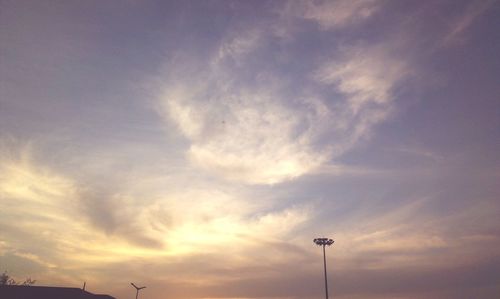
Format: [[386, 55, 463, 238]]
[[313, 237, 335, 299], [314, 238, 334, 246]]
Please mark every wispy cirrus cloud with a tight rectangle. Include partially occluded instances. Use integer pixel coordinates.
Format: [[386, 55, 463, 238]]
[[315, 44, 409, 111], [0, 138, 314, 290], [330, 195, 500, 272], [215, 28, 263, 65], [159, 12, 412, 185], [164, 87, 330, 184], [3, 1, 498, 298], [312, 42, 410, 156], [160, 35, 333, 184], [441, 0, 497, 46], [285, 0, 383, 30]]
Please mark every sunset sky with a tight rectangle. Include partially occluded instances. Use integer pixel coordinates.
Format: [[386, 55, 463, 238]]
[[1, 0, 499, 298]]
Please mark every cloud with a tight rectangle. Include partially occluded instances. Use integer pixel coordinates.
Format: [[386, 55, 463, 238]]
[[312, 43, 410, 156], [0, 138, 316, 290], [215, 28, 263, 65], [0, 140, 78, 222], [2, 1, 500, 298], [0, 141, 167, 272], [313, 163, 391, 178], [315, 44, 408, 111], [287, 0, 382, 30], [154, 188, 312, 256], [442, 0, 496, 46], [160, 63, 331, 185], [387, 146, 445, 163], [159, 13, 413, 185], [329, 195, 500, 274]]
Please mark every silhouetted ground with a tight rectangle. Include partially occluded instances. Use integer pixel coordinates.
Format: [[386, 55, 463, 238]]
[[0, 285, 115, 299]]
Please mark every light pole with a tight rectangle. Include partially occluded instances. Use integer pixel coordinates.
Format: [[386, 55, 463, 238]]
[[131, 283, 146, 299], [313, 238, 334, 299]]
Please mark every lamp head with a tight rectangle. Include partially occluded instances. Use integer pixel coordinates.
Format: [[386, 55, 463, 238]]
[[313, 238, 334, 246]]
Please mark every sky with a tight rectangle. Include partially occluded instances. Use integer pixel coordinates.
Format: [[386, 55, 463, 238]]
[[0, 0, 499, 298]]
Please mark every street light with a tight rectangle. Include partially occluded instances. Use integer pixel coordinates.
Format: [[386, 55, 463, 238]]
[[314, 238, 334, 299], [131, 283, 146, 299]]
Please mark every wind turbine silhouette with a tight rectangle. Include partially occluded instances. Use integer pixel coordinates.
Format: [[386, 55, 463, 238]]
[[131, 282, 146, 299]]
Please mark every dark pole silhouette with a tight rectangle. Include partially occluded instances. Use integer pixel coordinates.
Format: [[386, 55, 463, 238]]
[[314, 238, 334, 299], [131, 283, 146, 299]]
